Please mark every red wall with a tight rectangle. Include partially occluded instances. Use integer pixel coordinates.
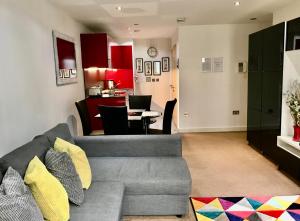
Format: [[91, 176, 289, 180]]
[[105, 69, 133, 89]]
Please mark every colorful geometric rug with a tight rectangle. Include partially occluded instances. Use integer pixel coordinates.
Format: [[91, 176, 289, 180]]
[[190, 195, 300, 221]]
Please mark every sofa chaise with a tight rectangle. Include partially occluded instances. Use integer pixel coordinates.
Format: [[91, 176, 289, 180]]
[[0, 123, 192, 221]]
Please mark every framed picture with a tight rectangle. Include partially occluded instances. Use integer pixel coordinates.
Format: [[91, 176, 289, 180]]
[[64, 70, 71, 78], [144, 61, 152, 76], [162, 57, 170, 72], [146, 77, 151, 82], [153, 61, 161, 76], [53, 31, 78, 86], [136, 58, 143, 73], [201, 57, 212, 72]]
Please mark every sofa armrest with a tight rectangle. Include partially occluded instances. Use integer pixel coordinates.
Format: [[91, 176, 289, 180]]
[[74, 135, 182, 157]]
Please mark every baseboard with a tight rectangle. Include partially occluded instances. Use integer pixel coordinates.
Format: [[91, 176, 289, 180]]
[[177, 126, 247, 133]]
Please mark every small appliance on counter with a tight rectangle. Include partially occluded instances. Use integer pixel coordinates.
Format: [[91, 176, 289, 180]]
[[88, 86, 102, 96], [107, 80, 115, 89]]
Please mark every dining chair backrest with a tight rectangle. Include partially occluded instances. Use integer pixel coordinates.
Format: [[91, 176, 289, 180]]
[[162, 98, 177, 134], [75, 100, 92, 136], [98, 105, 129, 135], [129, 95, 152, 111]]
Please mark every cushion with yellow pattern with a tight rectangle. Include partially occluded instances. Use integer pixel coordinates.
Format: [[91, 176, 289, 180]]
[[24, 156, 69, 221]]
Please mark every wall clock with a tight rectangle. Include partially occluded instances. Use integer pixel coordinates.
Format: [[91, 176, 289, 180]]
[[147, 47, 158, 58]]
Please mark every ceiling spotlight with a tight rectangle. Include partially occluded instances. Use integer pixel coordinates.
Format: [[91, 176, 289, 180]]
[[177, 17, 186, 24], [116, 6, 122, 11], [234, 1, 240, 6]]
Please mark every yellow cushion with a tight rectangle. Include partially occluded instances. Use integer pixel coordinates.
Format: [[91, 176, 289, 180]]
[[54, 137, 92, 189], [24, 156, 69, 221]]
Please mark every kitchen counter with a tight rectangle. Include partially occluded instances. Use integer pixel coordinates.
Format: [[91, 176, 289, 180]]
[[87, 95, 126, 99]]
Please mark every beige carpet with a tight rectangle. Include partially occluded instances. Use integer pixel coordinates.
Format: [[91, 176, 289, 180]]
[[124, 132, 300, 221]]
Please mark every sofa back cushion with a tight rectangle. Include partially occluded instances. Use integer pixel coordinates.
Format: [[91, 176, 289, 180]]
[[43, 123, 74, 146], [0, 171, 2, 183], [0, 135, 50, 178]]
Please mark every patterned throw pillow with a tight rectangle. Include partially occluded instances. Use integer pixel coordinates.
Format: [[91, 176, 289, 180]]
[[0, 167, 43, 221], [54, 137, 92, 189], [45, 148, 84, 205]]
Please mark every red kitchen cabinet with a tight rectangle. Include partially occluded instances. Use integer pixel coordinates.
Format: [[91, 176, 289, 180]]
[[80, 33, 108, 69], [111, 46, 133, 69], [86, 96, 126, 130]]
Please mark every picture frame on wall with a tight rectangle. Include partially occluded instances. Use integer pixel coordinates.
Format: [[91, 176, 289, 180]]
[[53, 31, 78, 86], [136, 58, 143, 73], [153, 61, 161, 76], [146, 77, 151, 82], [64, 70, 71, 78], [162, 57, 170, 72], [144, 61, 152, 76]]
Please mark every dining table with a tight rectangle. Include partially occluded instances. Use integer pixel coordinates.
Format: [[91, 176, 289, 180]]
[[95, 109, 162, 134]]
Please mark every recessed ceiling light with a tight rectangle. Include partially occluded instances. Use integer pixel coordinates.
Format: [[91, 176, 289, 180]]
[[250, 17, 257, 21], [116, 6, 122, 11], [234, 1, 240, 6], [134, 24, 140, 26]]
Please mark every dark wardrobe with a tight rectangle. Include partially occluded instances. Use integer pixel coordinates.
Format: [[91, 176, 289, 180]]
[[247, 23, 285, 158]]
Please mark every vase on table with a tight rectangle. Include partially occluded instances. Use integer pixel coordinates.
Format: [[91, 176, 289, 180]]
[[293, 125, 300, 141]]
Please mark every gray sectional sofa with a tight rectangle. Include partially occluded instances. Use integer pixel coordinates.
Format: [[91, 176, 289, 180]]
[[0, 123, 192, 221]]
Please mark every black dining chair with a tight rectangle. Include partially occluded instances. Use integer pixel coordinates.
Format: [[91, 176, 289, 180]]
[[98, 105, 129, 135], [129, 95, 157, 126], [128, 95, 153, 133], [129, 95, 152, 111], [75, 100, 103, 136], [148, 98, 177, 134]]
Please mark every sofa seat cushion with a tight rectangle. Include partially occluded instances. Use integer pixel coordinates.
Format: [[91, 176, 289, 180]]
[[89, 157, 191, 195], [70, 181, 124, 221]]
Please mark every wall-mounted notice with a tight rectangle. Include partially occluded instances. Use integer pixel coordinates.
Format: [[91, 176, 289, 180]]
[[213, 57, 223, 72], [201, 57, 212, 72]]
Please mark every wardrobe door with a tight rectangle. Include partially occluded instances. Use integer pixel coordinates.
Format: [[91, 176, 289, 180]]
[[260, 23, 284, 156], [262, 23, 284, 72], [247, 32, 263, 149]]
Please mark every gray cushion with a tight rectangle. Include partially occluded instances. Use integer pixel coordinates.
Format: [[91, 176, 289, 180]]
[[0, 167, 43, 221], [0, 135, 50, 177], [89, 157, 191, 195], [70, 181, 124, 221], [0, 171, 2, 183], [45, 149, 84, 205], [43, 123, 74, 146]]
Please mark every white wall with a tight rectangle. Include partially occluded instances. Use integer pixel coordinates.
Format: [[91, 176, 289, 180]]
[[0, 0, 89, 156], [273, 0, 300, 24], [133, 39, 172, 112], [273, 0, 300, 136], [281, 51, 300, 136], [178, 24, 268, 132]]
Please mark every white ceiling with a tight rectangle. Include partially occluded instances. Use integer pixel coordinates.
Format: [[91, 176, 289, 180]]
[[49, 0, 294, 39]]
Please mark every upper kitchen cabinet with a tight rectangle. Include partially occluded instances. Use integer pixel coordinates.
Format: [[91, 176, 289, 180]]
[[80, 33, 109, 69], [111, 45, 133, 69], [286, 17, 300, 51]]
